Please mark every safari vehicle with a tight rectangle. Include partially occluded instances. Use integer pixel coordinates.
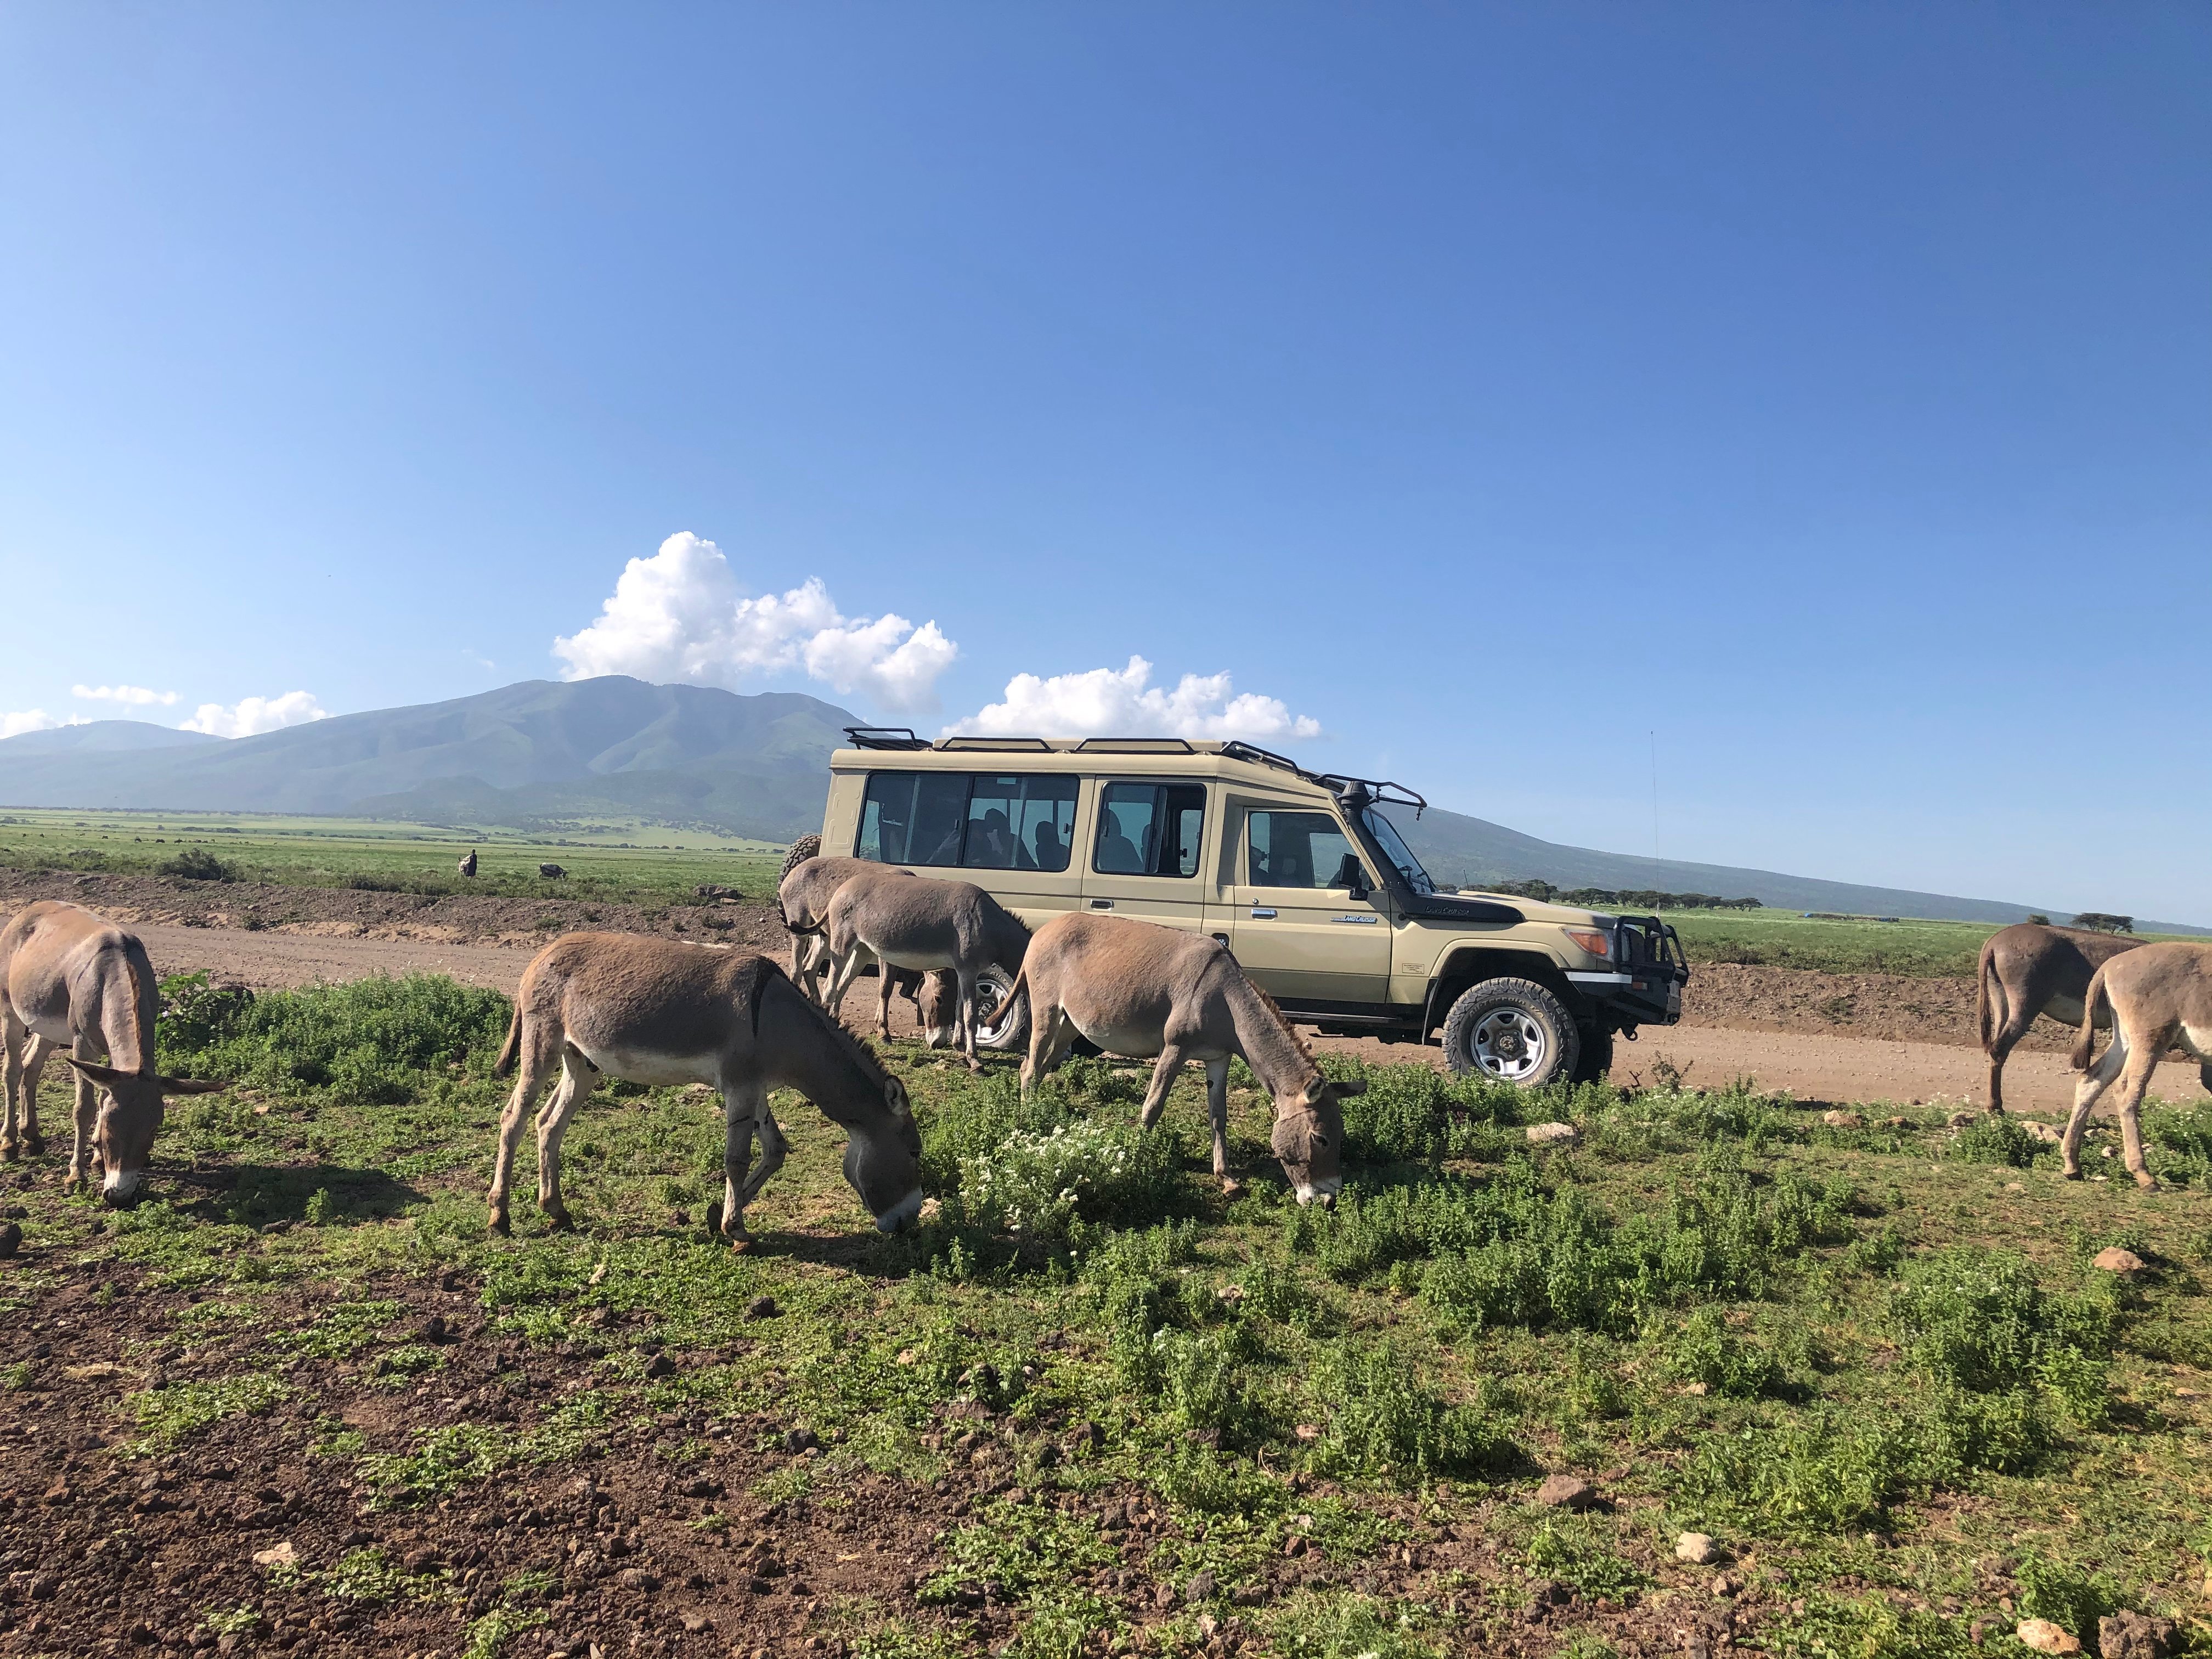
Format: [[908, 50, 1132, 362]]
[[821, 731, 1688, 1086]]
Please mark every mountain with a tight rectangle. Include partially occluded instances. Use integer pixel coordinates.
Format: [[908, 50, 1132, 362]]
[[0, 678, 2196, 929], [0, 679, 855, 842], [0, 721, 223, 755]]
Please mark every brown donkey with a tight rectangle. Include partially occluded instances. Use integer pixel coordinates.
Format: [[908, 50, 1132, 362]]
[[1007, 911, 1363, 1204], [488, 936, 923, 1245], [2062, 941, 2212, 1190], [0, 901, 225, 1203], [1977, 921, 2141, 1111], [820, 869, 1031, 1068]]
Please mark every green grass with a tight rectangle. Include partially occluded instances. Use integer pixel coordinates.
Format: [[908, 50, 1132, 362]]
[[15, 972, 2212, 1656], [1657, 907, 2202, 979], [0, 805, 785, 904]]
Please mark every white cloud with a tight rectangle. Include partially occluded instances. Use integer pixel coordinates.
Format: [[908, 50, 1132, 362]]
[[552, 532, 958, 712], [179, 691, 331, 738], [2, 709, 66, 740], [944, 657, 1322, 742], [72, 684, 179, 707]]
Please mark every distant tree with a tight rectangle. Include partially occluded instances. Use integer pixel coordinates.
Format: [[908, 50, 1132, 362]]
[[2071, 912, 2134, 934], [2026, 913, 2050, 927]]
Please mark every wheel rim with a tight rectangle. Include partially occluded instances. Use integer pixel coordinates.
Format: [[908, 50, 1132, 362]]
[[1468, 1007, 1548, 1082], [974, 970, 1023, 1047]]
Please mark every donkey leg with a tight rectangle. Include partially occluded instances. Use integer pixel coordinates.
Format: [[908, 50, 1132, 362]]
[[736, 1097, 789, 1210], [1, 1021, 25, 1159], [1020, 1002, 1063, 1099], [18, 1035, 51, 1159], [715, 1081, 764, 1248], [957, 967, 984, 1071], [2061, 1031, 2126, 1180], [67, 1040, 105, 1187], [1139, 1043, 1191, 1130], [878, 967, 898, 1043], [2112, 1046, 2164, 1190], [488, 1048, 551, 1234], [534, 1051, 599, 1230], [1205, 1057, 1239, 1193]]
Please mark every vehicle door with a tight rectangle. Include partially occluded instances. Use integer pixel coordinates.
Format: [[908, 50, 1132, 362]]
[[851, 769, 1085, 927], [1079, 777, 1214, 933], [1228, 803, 1393, 1005]]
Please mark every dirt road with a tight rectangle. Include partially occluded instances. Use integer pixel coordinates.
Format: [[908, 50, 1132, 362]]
[[130, 919, 2211, 1115]]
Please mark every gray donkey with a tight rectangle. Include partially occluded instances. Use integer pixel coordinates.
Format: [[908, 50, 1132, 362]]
[[1977, 921, 2142, 1112], [488, 935, 923, 1246], [1, 901, 225, 1203], [820, 869, 1030, 1069]]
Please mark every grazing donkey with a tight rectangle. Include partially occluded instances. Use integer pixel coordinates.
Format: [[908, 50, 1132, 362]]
[[1007, 912, 1363, 1205], [1977, 921, 2142, 1111], [2062, 941, 2212, 1190], [820, 869, 1031, 1069], [0, 901, 225, 1203], [488, 936, 923, 1245], [458, 849, 477, 878]]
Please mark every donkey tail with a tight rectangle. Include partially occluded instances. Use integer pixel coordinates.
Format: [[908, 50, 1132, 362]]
[[493, 1003, 523, 1078], [1975, 936, 2002, 1054], [2071, 964, 2112, 1072]]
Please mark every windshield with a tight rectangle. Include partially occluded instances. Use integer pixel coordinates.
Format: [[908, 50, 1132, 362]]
[[1361, 808, 1436, 896]]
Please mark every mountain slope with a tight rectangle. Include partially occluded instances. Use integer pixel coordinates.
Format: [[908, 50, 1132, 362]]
[[0, 721, 223, 755]]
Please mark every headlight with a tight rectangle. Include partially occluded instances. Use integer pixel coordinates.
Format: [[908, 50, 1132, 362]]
[[1565, 928, 1611, 958]]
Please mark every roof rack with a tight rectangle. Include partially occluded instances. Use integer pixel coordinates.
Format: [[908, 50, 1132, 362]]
[[843, 726, 930, 751], [1218, 741, 1427, 817], [939, 736, 1053, 752], [1074, 737, 1196, 753]]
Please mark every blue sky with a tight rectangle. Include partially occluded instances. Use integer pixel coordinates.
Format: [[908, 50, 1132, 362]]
[[2, 4, 2207, 918]]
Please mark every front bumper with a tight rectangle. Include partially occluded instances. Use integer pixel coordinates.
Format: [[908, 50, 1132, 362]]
[[1567, 916, 1689, 1028]]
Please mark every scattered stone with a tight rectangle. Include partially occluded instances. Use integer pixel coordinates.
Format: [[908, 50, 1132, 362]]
[[0, 1221, 21, 1258], [2017, 1618, 2081, 1655], [1674, 1532, 1720, 1565], [415, 1314, 451, 1344], [403, 1548, 443, 1573], [1183, 1570, 1217, 1604], [681, 1613, 712, 1634], [1879, 1116, 1910, 1129], [619, 1567, 661, 1592], [1822, 1110, 1865, 1128], [746, 1295, 780, 1321], [2024, 1120, 2066, 1143], [1534, 1474, 1596, 1509], [252, 1541, 298, 1568], [2098, 1611, 2177, 1659], [642, 1353, 676, 1380], [2093, 1248, 2146, 1275], [2006, 1182, 2027, 1192], [1525, 1122, 1579, 1146], [1711, 1573, 1737, 1597], [1949, 1110, 1978, 1127]]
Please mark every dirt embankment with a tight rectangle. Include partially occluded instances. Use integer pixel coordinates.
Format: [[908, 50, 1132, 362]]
[[1677, 962, 2049, 1050], [0, 868, 789, 957]]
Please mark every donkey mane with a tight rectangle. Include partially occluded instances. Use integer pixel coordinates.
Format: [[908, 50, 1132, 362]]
[[1248, 984, 1325, 1087], [757, 952, 894, 1088]]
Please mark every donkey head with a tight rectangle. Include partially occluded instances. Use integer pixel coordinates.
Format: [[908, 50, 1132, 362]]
[[845, 1071, 926, 1233], [1271, 1074, 1365, 1206], [60, 1058, 225, 1205]]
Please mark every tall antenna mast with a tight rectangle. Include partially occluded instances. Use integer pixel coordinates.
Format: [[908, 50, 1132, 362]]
[[1649, 730, 1660, 861]]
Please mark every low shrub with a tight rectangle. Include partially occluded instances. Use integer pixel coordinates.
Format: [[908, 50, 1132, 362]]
[[158, 847, 240, 882], [957, 1116, 1180, 1241], [1951, 1114, 2051, 1169], [1304, 1341, 1516, 1480], [1663, 1308, 1786, 1399], [1892, 1246, 2113, 1421]]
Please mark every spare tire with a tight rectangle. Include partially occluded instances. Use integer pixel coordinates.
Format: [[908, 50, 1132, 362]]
[[778, 834, 822, 885], [971, 965, 1030, 1052], [1441, 977, 1580, 1087]]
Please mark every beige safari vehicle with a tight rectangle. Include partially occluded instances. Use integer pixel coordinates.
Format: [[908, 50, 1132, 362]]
[[821, 731, 1688, 1086]]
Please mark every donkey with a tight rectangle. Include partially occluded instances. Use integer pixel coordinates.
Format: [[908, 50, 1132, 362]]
[[488, 936, 923, 1245], [778, 851, 912, 1003], [0, 901, 225, 1203], [2062, 941, 2212, 1190], [820, 870, 1031, 1069], [1977, 921, 2142, 1111], [1006, 911, 1363, 1205]]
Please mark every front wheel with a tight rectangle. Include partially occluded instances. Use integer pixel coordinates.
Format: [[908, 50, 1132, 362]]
[[972, 966, 1030, 1051], [1441, 978, 1581, 1087]]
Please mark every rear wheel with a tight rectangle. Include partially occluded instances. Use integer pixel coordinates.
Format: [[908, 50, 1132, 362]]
[[1441, 978, 1581, 1087], [972, 966, 1030, 1051]]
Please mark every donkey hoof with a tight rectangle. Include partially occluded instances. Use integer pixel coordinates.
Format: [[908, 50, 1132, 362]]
[[2061, 1169, 2085, 1182], [1220, 1178, 1245, 1199], [0, 1141, 17, 1164], [544, 1209, 574, 1233], [488, 1208, 511, 1237], [23, 1136, 45, 1159], [2136, 1175, 2162, 1192], [727, 1234, 755, 1254]]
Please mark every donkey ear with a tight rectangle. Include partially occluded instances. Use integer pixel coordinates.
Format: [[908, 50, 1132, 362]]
[[884, 1076, 912, 1120], [58, 1056, 129, 1087], [159, 1075, 228, 1097]]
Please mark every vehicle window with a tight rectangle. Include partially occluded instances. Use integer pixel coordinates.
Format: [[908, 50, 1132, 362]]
[[1094, 782, 1206, 878], [1248, 810, 1368, 890], [961, 774, 1079, 872], [857, 772, 1079, 871]]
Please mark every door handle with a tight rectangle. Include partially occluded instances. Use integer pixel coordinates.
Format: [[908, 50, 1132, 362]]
[[1090, 898, 1114, 910], [1249, 907, 1277, 919]]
